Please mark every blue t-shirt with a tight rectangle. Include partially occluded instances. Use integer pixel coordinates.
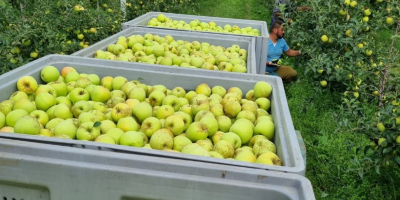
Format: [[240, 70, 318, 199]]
[[266, 38, 289, 72]]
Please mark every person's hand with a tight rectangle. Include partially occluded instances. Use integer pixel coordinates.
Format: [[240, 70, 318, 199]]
[[267, 61, 278, 66]]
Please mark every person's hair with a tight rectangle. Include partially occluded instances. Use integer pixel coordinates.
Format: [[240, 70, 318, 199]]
[[269, 20, 284, 33]]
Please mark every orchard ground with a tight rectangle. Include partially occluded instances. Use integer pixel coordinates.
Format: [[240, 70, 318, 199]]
[[186, 0, 400, 199]]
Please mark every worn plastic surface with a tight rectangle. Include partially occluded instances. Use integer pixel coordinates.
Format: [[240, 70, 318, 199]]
[[121, 12, 269, 74], [72, 26, 257, 74], [0, 138, 315, 200], [0, 55, 305, 175]]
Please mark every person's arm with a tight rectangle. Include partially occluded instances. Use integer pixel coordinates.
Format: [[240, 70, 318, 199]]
[[284, 49, 301, 57]]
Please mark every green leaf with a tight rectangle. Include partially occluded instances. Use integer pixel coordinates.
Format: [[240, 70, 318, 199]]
[[375, 165, 380, 174], [93, 121, 102, 127]]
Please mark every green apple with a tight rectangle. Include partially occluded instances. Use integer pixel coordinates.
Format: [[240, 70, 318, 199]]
[[216, 115, 232, 132], [212, 86, 226, 97], [164, 115, 185, 136], [0, 112, 5, 128], [254, 119, 274, 140], [256, 151, 282, 166], [194, 110, 214, 122], [229, 118, 254, 144], [155, 105, 174, 119], [223, 98, 241, 118], [45, 105, 57, 120], [48, 81, 68, 97], [213, 140, 234, 158], [17, 76, 38, 94], [87, 74, 100, 85], [35, 85, 57, 98], [173, 111, 192, 131], [221, 132, 242, 149], [191, 99, 210, 116], [72, 100, 92, 118], [34, 93, 56, 111], [210, 131, 223, 144], [13, 98, 36, 113], [105, 127, 125, 144], [119, 131, 146, 147], [110, 90, 126, 100], [235, 150, 256, 163], [377, 123, 385, 132], [241, 101, 258, 116], [95, 134, 116, 144], [99, 119, 116, 134], [75, 112, 99, 124], [91, 102, 107, 113], [141, 117, 162, 137], [149, 130, 173, 150], [162, 95, 181, 111], [195, 83, 211, 97], [209, 151, 224, 158], [199, 116, 218, 136], [64, 71, 80, 83], [186, 121, 209, 142], [100, 76, 114, 91], [53, 103, 73, 119], [53, 120, 77, 139], [0, 100, 16, 115], [236, 110, 256, 124], [9, 91, 29, 102], [0, 126, 14, 133], [45, 118, 64, 130], [106, 97, 125, 108], [196, 139, 214, 151], [130, 102, 151, 123], [253, 139, 277, 157], [117, 117, 139, 132], [173, 135, 192, 152], [111, 103, 132, 122], [38, 128, 54, 137], [13, 115, 40, 135], [112, 76, 128, 91], [148, 90, 165, 107], [248, 135, 268, 148], [127, 86, 146, 102], [181, 143, 210, 156], [69, 88, 90, 104], [76, 121, 101, 141], [254, 81, 272, 98]]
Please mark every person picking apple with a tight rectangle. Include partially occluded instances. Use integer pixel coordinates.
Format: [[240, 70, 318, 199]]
[[265, 20, 301, 83]]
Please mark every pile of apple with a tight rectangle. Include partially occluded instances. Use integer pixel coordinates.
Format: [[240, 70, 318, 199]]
[[147, 14, 262, 36], [93, 33, 249, 73], [0, 65, 282, 166]]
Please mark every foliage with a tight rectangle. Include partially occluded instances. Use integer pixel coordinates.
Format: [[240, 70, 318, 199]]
[[282, 0, 400, 172], [0, 0, 198, 73]]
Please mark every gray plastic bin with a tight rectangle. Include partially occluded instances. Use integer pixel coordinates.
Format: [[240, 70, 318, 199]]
[[122, 12, 269, 75], [0, 138, 315, 200], [72, 27, 257, 74], [0, 55, 305, 175]]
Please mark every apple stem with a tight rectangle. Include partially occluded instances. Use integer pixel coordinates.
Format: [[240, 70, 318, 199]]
[[378, 17, 400, 107]]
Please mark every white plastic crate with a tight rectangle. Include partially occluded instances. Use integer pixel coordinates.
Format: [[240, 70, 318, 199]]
[[122, 12, 269, 74], [0, 55, 305, 175], [0, 138, 315, 200], [72, 27, 257, 74]]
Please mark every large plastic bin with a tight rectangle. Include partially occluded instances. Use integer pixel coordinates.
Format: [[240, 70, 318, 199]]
[[72, 27, 257, 74], [0, 55, 305, 175], [0, 138, 315, 200], [122, 12, 269, 75]]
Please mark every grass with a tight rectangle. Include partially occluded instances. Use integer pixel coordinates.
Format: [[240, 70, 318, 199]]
[[185, 0, 400, 199]]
